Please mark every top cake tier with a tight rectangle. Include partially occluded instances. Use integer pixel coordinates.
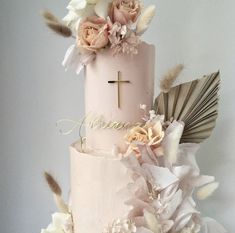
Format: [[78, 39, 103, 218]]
[[85, 42, 155, 153]]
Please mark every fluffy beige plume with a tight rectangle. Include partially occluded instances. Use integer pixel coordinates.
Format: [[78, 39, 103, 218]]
[[42, 10, 72, 37], [196, 182, 219, 200], [136, 5, 156, 36], [42, 10, 59, 22], [44, 172, 69, 213], [160, 64, 184, 93]]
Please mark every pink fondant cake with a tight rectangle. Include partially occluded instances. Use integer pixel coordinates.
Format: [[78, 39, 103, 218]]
[[85, 42, 155, 153], [70, 142, 131, 233], [40, 1, 228, 233]]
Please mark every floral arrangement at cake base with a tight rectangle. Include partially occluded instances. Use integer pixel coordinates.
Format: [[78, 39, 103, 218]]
[[39, 0, 229, 232], [107, 114, 227, 233]]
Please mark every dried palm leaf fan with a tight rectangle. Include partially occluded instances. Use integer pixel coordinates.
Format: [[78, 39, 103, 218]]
[[154, 71, 220, 143]]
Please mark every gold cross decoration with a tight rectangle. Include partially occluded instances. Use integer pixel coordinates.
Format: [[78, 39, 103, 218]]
[[108, 71, 130, 109]]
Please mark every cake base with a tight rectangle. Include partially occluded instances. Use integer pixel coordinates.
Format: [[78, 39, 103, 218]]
[[70, 142, 132, 233]]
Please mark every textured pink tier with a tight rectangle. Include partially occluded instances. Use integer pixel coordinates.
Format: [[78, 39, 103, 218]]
[[85, 42, 155, 153], [70, 143, 131, 233]]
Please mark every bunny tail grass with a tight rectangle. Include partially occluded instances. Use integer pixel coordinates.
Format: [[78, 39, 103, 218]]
[[136, 5, 156, 36], [160, 64, 184, 93], [44, 172, 62, 195], [42, 10, 59, 23], [41, 10, 72, 37], [44, 172, 69, 213]]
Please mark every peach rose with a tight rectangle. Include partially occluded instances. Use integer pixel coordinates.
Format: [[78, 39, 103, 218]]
[[78, 17, 109, 51], [109, 0, 141, 25], [125, 121, 164, 147]]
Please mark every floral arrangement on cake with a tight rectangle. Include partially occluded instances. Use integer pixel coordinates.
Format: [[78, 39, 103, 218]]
[[42, 0, 156, 74], [104, 112, 225, 233], [41, 1, 228, 233], [41, 70, 228, 233]]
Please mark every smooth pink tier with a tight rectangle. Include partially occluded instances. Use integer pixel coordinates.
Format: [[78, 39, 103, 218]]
[[70, 143, 132, 233], [85, 42, 155, 153]]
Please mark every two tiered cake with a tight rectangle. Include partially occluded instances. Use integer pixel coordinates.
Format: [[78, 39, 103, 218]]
[[40, 1, 227, 233]]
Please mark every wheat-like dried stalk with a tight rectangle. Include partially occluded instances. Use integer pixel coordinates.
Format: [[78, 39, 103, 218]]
[[42, 10, 59, 23], [197, 182, 219, 200], [41, 10, 72, 37], [160, 64, 184, 93], [136, 5, 156, 36], [44, 172, 62, 195], [44, 172, 69, 213]]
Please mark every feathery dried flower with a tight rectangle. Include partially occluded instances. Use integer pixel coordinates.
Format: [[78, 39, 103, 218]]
[[160, 64, 184, 93], [44, 172, 62, 195], [44, 172, 69, 213], [108, 22, 140, 55], [42, 10, 72, 37]]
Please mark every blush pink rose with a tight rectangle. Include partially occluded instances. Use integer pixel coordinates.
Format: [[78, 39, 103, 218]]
[[78, 17, 109, 51], [109, 0, 141, 25]]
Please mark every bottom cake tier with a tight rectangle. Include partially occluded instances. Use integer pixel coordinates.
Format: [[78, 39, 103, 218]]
[[70, 141, 132, 233]]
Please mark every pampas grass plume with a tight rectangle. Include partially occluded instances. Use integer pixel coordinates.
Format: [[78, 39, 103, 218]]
[[160, 64, 184, 93], [41, 10, 72, 37], [197, 182, 219, 200], [44, 172, 62, 195], [136, 5, 156, 35], [42, 10, 59, 23], [44, 172, 69, 213]]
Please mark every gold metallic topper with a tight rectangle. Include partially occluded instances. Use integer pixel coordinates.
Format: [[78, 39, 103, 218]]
[[108, 71, 130, 108]]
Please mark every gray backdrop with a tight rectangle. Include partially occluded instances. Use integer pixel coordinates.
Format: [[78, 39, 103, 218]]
[[0, 0, 235, 232]]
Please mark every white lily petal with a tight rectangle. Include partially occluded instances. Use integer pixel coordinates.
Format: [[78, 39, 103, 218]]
[[196, 182, 219, 200], [67, 0, 87, 11], [172, 165, 191, 179], [201, 218, 227, 233], [161, 189, 182, 219], [87, 0, 99, 4], [142, 164, 178, 190], [162, 120, 184, 164], [62, 44, 78, 69], [160, 182, 179, 202], [161, 220, 174, 233], [62, 45, 95, 75], [193, 175, 215, 187], [80, 51, 96, 65], [177, 143, 200, 175], [75, 63, 84, 75], [95, 0, 112, 18], [173, 198, 199, 232], [63, 10, 77, 24]]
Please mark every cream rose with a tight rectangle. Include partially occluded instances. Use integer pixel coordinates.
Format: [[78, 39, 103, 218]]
[[109, 0, 141, 25], [78, 17, 109, 51], [125, 121, 164, 147]]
